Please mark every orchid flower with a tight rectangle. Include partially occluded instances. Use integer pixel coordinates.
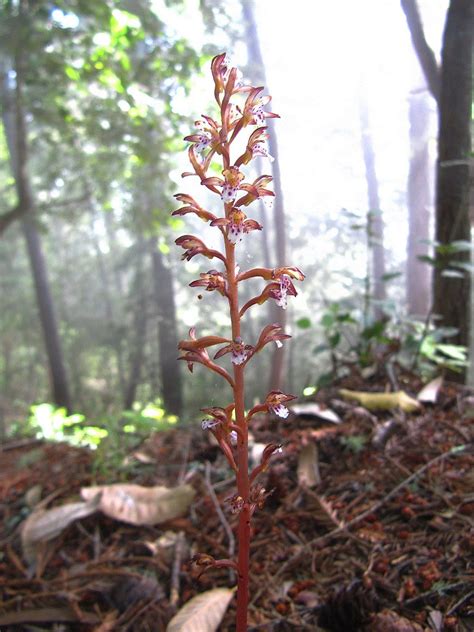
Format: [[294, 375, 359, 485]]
[[247, 390, 297, 422], [214, 337, 254, 365], [211, 209, 262, 244], [189, 270, 228, 296], [173, 53, 304, 632]]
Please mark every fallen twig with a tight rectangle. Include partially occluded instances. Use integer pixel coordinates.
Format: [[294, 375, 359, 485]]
[[204, 461, 236, 582], [169, 531, 185, 609]]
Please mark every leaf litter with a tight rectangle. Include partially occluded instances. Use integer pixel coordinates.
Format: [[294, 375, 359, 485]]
[[0, 374, 473, 631]]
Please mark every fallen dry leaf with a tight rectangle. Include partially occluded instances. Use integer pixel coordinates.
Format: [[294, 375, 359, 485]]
[[366, 608, 424, 631], [291, 402, 341, 423], [297, 442, 321, 487], [21, 494, 101, 564], [166, 587, 235, 632], [339, 389, 421, 413], [80, 483, 195, 526], [417, 376, 443, 403]]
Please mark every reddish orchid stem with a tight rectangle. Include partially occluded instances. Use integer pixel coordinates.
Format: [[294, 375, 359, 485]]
[[224, 235, 250, 631]]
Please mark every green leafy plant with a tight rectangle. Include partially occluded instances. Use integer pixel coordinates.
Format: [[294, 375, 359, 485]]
[[341, 434, 368, 454], [23, 400, 179, 480], [172, 53, 304, 630], [28, 403, 107, 449], [403, 321, 468, 376], [314, 302, 393, 382]]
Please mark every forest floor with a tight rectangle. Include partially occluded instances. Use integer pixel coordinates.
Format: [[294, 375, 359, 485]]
[[0, 373, 473, 631]]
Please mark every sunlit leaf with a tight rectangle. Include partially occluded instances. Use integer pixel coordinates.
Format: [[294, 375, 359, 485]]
[[450, 240, 474, 252], [65, 66, 80, 81], [436, 344, 467, 362], [451, 261, 474, 271], [111, 8, 141, 36], [441, 269, 464, 278], [166, 588, 235, 632]]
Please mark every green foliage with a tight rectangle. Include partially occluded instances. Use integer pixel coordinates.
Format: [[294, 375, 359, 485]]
[[296, 317, 311, 329], [23, 399, 177, 446], [403, 323, 468, 376], [418, 239, 473, 278], [314, 301, 391, 380], [28, 403, 108, 449], [90, 400, 179, 477], [0, 0, 212, 418], [121, 400, 179, 434], [12, 400, 179, 479], [341, 434, 368, 454]]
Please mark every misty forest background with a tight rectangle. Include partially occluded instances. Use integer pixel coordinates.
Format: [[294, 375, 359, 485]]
[[0, 0, 472, 446]]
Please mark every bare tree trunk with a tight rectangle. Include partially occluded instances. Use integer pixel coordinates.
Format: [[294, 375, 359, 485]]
[[401, 0, 440, 319], [359, 92, 386, 319], [400, 0, 441, 101], [406, 90, 432, 316], [0, 51, 72, 410], [89, 209, 126, 393], [242, 0, 287, 391], [150, 241, 182, 416], [124, 250, 148, 410], [433, 0, 472, 379]]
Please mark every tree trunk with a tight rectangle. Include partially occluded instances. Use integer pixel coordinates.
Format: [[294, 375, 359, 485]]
[[359, 92, 386, 320], [0, 54, 72, 410], [150, 241, 183, 416], [124, 250, 148, 410], [433, 0, 472, 378], [400, 0, 441, 101], [242, 0, 287, 391], [406, 90, 432, 317], [89, 209, 126, 394]]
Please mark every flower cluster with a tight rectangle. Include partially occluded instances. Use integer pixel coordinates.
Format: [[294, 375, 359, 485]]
[[173, 53, 304, 630]]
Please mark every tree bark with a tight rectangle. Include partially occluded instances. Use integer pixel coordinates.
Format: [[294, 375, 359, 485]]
[[89, 209, 126, 395], [433, 0, 472, 376], [406, 90, 432, 316], [150, 241, 182, 416], [400, 0, 441, 102], [124, 249, 148, 410], [0, 52, 72, 410], [242, 0, 287, 391], [359, 92, 386, 320]]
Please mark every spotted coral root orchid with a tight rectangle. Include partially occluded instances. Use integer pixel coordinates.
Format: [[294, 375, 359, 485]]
[[173, 53, 304, 632]]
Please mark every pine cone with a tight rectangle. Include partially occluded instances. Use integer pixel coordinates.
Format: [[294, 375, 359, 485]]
[[317, 579, 378, 631]]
